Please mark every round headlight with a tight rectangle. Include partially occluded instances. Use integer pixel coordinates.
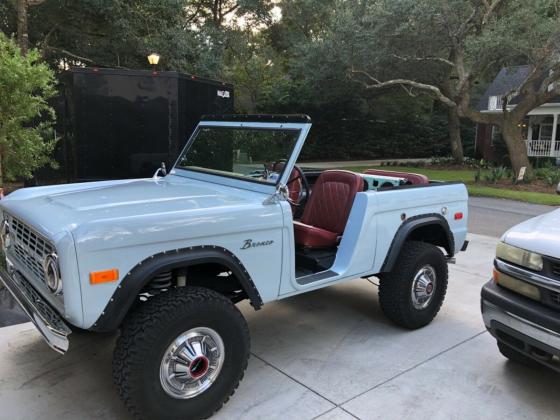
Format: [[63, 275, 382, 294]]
[[43, 253, 63, 295], [0, 220, 11, 251]]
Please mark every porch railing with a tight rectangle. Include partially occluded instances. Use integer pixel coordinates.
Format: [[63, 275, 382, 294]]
[[524, 139, 560, 158]]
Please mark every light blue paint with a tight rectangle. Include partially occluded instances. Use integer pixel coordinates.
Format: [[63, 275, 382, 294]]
[[1, 118, 468, 330]]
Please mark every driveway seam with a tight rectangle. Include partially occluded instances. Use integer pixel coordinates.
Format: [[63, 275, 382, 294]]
[[311, 406, 360, 420], [339, 330, 487, 408], [450, 266, 488, 276], [252, 331, 487, 419], [250, 352, 360, 419]]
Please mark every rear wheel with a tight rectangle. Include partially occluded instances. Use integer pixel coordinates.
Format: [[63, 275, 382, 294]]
[[378, 241, 448, 329], [113, 286, 250, 420]]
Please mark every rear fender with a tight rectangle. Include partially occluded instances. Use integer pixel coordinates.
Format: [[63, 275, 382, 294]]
[[380, 214, 454, 273]]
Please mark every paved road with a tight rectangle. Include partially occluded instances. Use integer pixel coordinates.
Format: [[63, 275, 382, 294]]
[[468, 196, 556, 238]]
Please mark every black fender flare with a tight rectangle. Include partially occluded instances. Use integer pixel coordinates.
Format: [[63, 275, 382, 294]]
[[90, 245, 263, 332], [380, 213, 455, 273]]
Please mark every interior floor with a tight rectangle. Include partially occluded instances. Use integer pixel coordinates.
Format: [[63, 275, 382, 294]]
[[295, 247, 337, 278]]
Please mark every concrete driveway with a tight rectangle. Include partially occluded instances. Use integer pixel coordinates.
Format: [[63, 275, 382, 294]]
[[0, 233, 559, 420]]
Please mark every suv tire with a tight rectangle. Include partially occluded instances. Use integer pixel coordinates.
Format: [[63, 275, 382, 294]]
[[379, 241, 448, 329], [113, 286, 250, 420]]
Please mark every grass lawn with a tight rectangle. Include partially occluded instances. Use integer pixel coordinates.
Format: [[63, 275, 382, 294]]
[[467, 185, 560, 206], [338, 165, 560, 206]]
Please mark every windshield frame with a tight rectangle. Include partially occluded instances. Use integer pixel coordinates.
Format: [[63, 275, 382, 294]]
[[171, 120, 312, 194]]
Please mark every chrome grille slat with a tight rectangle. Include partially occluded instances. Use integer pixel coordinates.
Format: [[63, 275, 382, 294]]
[[6, 215, 54, 285], [13, 271, 68, 331]]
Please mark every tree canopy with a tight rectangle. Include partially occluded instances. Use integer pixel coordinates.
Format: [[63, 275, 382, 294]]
[[1, 0, 560, 179], [347, 0, 560, 173]]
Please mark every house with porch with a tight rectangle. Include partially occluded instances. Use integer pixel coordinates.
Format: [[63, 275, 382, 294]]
[[475, 65, 560, 162]]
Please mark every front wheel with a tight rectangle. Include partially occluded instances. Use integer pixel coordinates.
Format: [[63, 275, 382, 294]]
[[113, 286, 250, 420], [378, 241, 448, 329]]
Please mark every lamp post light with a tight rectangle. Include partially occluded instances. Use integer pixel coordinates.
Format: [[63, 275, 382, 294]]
[[147, 52, 160, 74]]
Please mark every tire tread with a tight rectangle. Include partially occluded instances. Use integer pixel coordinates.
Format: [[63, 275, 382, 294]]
[[379, 241, 448, 329], [113, 286, 250, 420]]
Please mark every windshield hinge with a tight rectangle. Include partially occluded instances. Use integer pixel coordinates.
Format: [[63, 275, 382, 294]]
[[263, 184, 288, 205]]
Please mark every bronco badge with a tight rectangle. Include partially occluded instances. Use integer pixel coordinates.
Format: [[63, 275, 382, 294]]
[[241, 239, 274, 250]]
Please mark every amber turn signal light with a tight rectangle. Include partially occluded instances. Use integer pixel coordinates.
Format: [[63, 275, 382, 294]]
[[492, 267, 499, 283], [90, 269, 119, 284]]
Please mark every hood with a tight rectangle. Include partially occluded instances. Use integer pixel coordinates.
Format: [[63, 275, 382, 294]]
[[502, 208, 560, 259], [0, 176, 259, 238]]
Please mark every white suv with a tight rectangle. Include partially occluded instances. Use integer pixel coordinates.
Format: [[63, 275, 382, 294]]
[[482, 208, 560, 372]]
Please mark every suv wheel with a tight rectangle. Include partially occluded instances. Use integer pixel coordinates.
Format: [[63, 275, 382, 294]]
[[378, 241, 448, 329], [113, 286, 250, 420]]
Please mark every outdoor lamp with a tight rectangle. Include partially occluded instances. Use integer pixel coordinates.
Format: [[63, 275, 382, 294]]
[[147, 53, 160, 72]]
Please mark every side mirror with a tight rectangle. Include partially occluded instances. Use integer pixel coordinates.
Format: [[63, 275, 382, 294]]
[[557, 182, 560, 195], [152, 162, 167, 180]]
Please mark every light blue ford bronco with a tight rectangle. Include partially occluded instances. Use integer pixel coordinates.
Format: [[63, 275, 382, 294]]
[[0, 115, 468, 419]]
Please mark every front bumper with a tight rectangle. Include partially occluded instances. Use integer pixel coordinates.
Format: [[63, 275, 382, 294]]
[[0, 265, 71, 354], [482, 280, 560, 371]]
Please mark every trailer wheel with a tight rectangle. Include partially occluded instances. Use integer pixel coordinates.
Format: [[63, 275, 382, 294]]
[[378, 241, 448, 329], [113, 286, 250, 420]]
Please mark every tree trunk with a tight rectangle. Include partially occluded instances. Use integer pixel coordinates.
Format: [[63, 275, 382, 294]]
[[17, 0, 29, 54], [501, 120, 533, 178], [439, 79, 464, 162], [447, 107, 464, 162]]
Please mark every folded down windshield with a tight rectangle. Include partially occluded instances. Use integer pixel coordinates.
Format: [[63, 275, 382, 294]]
[[175, 127, 301, 184]]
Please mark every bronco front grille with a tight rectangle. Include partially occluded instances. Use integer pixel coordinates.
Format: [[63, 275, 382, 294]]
[[6, 214, 54, 284]]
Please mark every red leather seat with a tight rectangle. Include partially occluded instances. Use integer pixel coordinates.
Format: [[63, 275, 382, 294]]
[[294, 170, 364, 248], [363, 169, 429, 185]]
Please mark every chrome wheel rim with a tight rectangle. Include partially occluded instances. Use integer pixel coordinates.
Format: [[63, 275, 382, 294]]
[[160, 327, 225, 399], [411, 265, 437, 310]]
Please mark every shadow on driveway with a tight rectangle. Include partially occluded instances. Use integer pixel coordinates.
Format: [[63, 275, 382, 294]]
[[0, 288, 28, 327]]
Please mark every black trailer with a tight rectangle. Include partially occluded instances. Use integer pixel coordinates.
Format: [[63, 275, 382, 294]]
[[42, 68, 234, 183]]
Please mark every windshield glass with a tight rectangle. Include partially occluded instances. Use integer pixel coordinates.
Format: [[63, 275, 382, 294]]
[[175, 127, 300, 184]]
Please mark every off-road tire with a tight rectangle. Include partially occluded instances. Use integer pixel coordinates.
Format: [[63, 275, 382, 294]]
[[497, 341, 543, 368], [113, 286, 250, 420], [378, 241, 448, 329]]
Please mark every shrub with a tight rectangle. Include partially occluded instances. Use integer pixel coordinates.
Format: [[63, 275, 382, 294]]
[[0, 34, 57, 186], [534, 167, 560, 186], [474, 169, 482, 183], [485, 166, 507, 183]]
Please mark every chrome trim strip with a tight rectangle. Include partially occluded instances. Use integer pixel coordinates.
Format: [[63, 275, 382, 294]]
[[0, 266, 71, 354], [482, 300, 560, 350], [495, 258, 560, 293]]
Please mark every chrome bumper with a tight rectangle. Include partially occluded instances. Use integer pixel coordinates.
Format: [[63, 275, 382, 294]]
[[0, 266, 71, 354], [482, 299, 560, 351]]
